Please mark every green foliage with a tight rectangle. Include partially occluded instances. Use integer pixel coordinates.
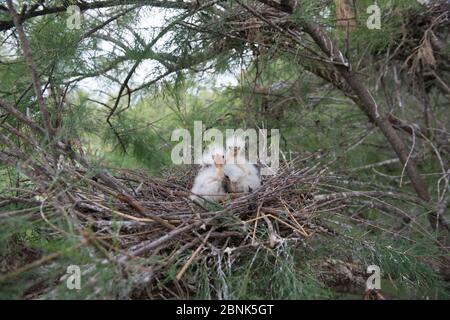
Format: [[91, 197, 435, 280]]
[[193, 244, 333, 300], [1, 0, 449, 300], [358, 237, 448, 299]]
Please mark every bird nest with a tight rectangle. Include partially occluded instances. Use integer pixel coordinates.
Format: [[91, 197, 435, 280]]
[[1, 150, 422, 298], [76, 155, 336, 257]]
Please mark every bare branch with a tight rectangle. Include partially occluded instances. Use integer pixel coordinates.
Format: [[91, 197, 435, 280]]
[[6, 0, 54, 140]]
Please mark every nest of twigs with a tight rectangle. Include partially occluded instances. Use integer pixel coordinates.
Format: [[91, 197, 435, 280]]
[[75, 155, 337, 264], [1, 149, 424, 298], [0, 142, 432, 298]]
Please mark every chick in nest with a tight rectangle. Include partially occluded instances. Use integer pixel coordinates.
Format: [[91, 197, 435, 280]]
[[190, 145, 227, 202], [224, 136, 261, 193]]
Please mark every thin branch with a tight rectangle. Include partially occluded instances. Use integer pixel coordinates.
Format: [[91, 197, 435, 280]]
[[0, 0, 195, 32], [6, 0, 54, 140]]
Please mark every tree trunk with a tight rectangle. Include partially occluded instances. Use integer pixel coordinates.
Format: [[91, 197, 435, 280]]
[[301, 22, 449, 240], [302, 22, 430, 201]]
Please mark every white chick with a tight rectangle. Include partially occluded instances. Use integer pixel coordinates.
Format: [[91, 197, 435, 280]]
[[224, 136, 261, 193], [201, 144, 225, 166], [190, 147, 226, 202]]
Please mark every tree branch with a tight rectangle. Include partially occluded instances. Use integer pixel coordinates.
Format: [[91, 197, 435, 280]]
[[6, 0, 54, 140], [0, 0, 195, 32]]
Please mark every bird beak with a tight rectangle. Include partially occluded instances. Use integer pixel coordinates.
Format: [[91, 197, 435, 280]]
[[213, 154, 224, 165]]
